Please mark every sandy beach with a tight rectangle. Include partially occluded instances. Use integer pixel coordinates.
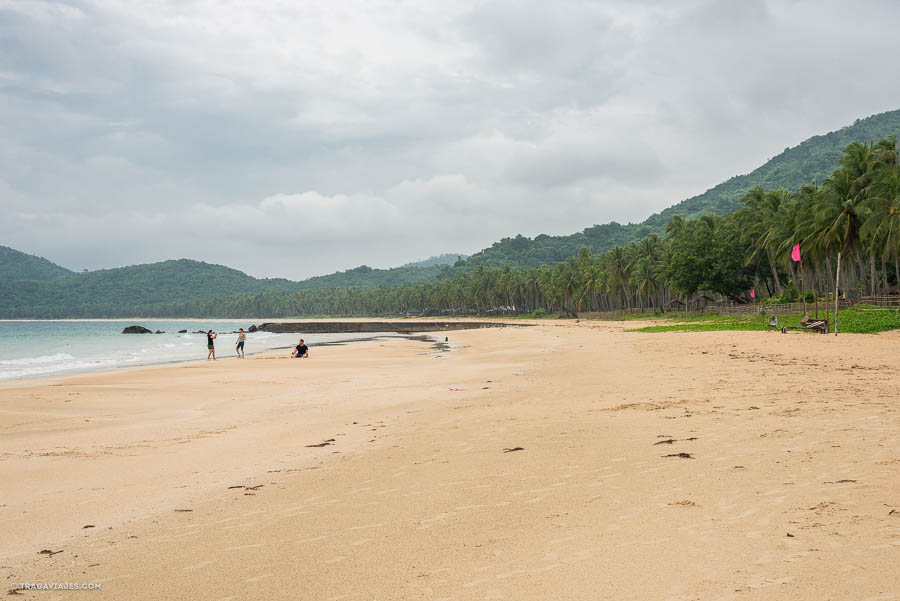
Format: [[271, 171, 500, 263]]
[[1, 321, 899, 600]]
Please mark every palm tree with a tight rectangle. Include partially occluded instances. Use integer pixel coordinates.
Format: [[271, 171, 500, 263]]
[[862, 164, 900, 293], [816, 169, 867, 292], [632, 257, 657, 311], [737, 185, 786, 294]]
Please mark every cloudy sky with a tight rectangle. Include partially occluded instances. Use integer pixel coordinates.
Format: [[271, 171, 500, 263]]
[[2, 0, 900, 279]]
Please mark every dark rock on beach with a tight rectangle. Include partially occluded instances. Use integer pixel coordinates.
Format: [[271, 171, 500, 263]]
[[122, 325, 153, 334], [154, 330, 164, 334], [178, 329, 187, 334]]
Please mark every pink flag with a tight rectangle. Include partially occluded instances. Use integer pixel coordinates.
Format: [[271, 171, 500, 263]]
[[750, 288, 755, 299], [791, 243, 801, 262]]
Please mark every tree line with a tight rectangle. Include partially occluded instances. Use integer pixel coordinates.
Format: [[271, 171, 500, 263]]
[[6, 137, 900, 319], [108, 136, 896, 319]]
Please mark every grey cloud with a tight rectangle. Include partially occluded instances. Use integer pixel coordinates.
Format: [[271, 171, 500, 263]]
[[2, 0, 900, 278]]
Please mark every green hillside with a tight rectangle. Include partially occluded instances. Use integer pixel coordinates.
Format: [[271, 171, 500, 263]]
[[0, 245, 74, 281], [0, 254, 461, 317], [293, 263, 454, 291], [401, 253, 467, 268], [462, 109, 900, 269], [5, 108, 900, 317], [0, 259, 301, 318]]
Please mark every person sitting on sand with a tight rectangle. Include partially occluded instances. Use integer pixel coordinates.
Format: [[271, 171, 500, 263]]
[[291, 339, 309, 359], [207, 330, 217, 361], [235, 328, 246, 359]]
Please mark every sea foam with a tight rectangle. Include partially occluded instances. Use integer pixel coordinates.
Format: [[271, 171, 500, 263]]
[[0, 353, 76, 366]]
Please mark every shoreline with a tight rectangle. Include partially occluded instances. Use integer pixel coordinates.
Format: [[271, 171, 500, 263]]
[[0, 332, 453, 386], [3, 321, 899, 599]]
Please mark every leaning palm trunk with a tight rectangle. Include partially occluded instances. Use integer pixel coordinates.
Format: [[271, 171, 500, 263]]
[[766, 248, 783, 293], [834, 252, 842, 336], [895, 249, 900, 295], [870, 250, 876, 296]]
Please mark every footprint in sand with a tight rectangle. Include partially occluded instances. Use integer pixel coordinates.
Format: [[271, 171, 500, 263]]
[[183, 560, 215, 571], [245, 573, 273, 583], [350, 538, 373, 546], [348, 523, 383, 531], [225, 543, 264, 552]]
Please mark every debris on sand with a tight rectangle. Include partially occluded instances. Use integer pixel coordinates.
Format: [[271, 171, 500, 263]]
[[669, 500, 697, 507], [662, 452, 693, 459], [82, 524, 95, 529], [654, 439, 676, 445], [306, 439, 335, 448], [503, 447, 525, 453], [38, 549, 63, 556]]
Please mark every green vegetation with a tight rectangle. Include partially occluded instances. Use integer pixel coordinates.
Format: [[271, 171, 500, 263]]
[[125, 133, 900, 320], [462, 109, 900, 269], [0, 245, 73, 281], [5, 110, 900, 320], [0, 257, 459, 318], [0, 259, 301, 318], [628, 306, 900, 334], [293, 263, 453, 290], [401, 253, 467, 268]]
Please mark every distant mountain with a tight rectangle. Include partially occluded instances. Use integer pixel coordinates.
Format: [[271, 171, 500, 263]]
[[6, 108, 900, 317], [642, 109, 900, 228], [0, 250, 460, 317], [293, 263, 453, 291], [401, 253, 467, 268], [0, 259, 301, 318], [0, 245, 74, 281], [462, 108, 900, 269]]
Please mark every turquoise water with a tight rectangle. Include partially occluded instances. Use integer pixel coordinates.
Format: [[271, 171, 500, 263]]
[[0, 321, 375, 381]]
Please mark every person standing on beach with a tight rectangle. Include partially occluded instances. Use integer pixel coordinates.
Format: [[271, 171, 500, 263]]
[[207, 330, 217, 360], [235, 328, 246, 359]]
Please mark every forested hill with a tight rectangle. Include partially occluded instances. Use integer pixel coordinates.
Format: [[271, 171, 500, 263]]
[[462, 108, 900, 269], [643, 108, 900, 228], [0, 252, 461, 317], [292, 263, 454, 291], [0, 245, 74, 281], [0, 259, 302, 318], [401, 253, 467, 268]]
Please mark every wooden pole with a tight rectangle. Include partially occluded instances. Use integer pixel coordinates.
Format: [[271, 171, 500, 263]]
[[834, 251, 842, 336], [825, 291, 830, 333]]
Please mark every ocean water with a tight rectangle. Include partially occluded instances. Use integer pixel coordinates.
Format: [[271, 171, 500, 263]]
[[0, 320, 381, 381]]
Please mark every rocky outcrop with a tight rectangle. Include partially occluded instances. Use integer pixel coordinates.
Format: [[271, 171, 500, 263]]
[[122, 325, 153, 334], [178, 329, 187, 333], [251, 321, 525, 334]]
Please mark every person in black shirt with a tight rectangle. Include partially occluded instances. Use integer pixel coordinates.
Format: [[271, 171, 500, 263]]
[[291, 339, 309, 358], [206, 330, 217, 361]]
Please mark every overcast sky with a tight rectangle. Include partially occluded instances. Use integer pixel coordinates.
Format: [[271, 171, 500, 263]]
[[2, 0, 900, 279]]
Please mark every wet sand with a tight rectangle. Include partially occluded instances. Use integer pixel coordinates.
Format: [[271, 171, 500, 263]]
[[1, 321, 899, 600]]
